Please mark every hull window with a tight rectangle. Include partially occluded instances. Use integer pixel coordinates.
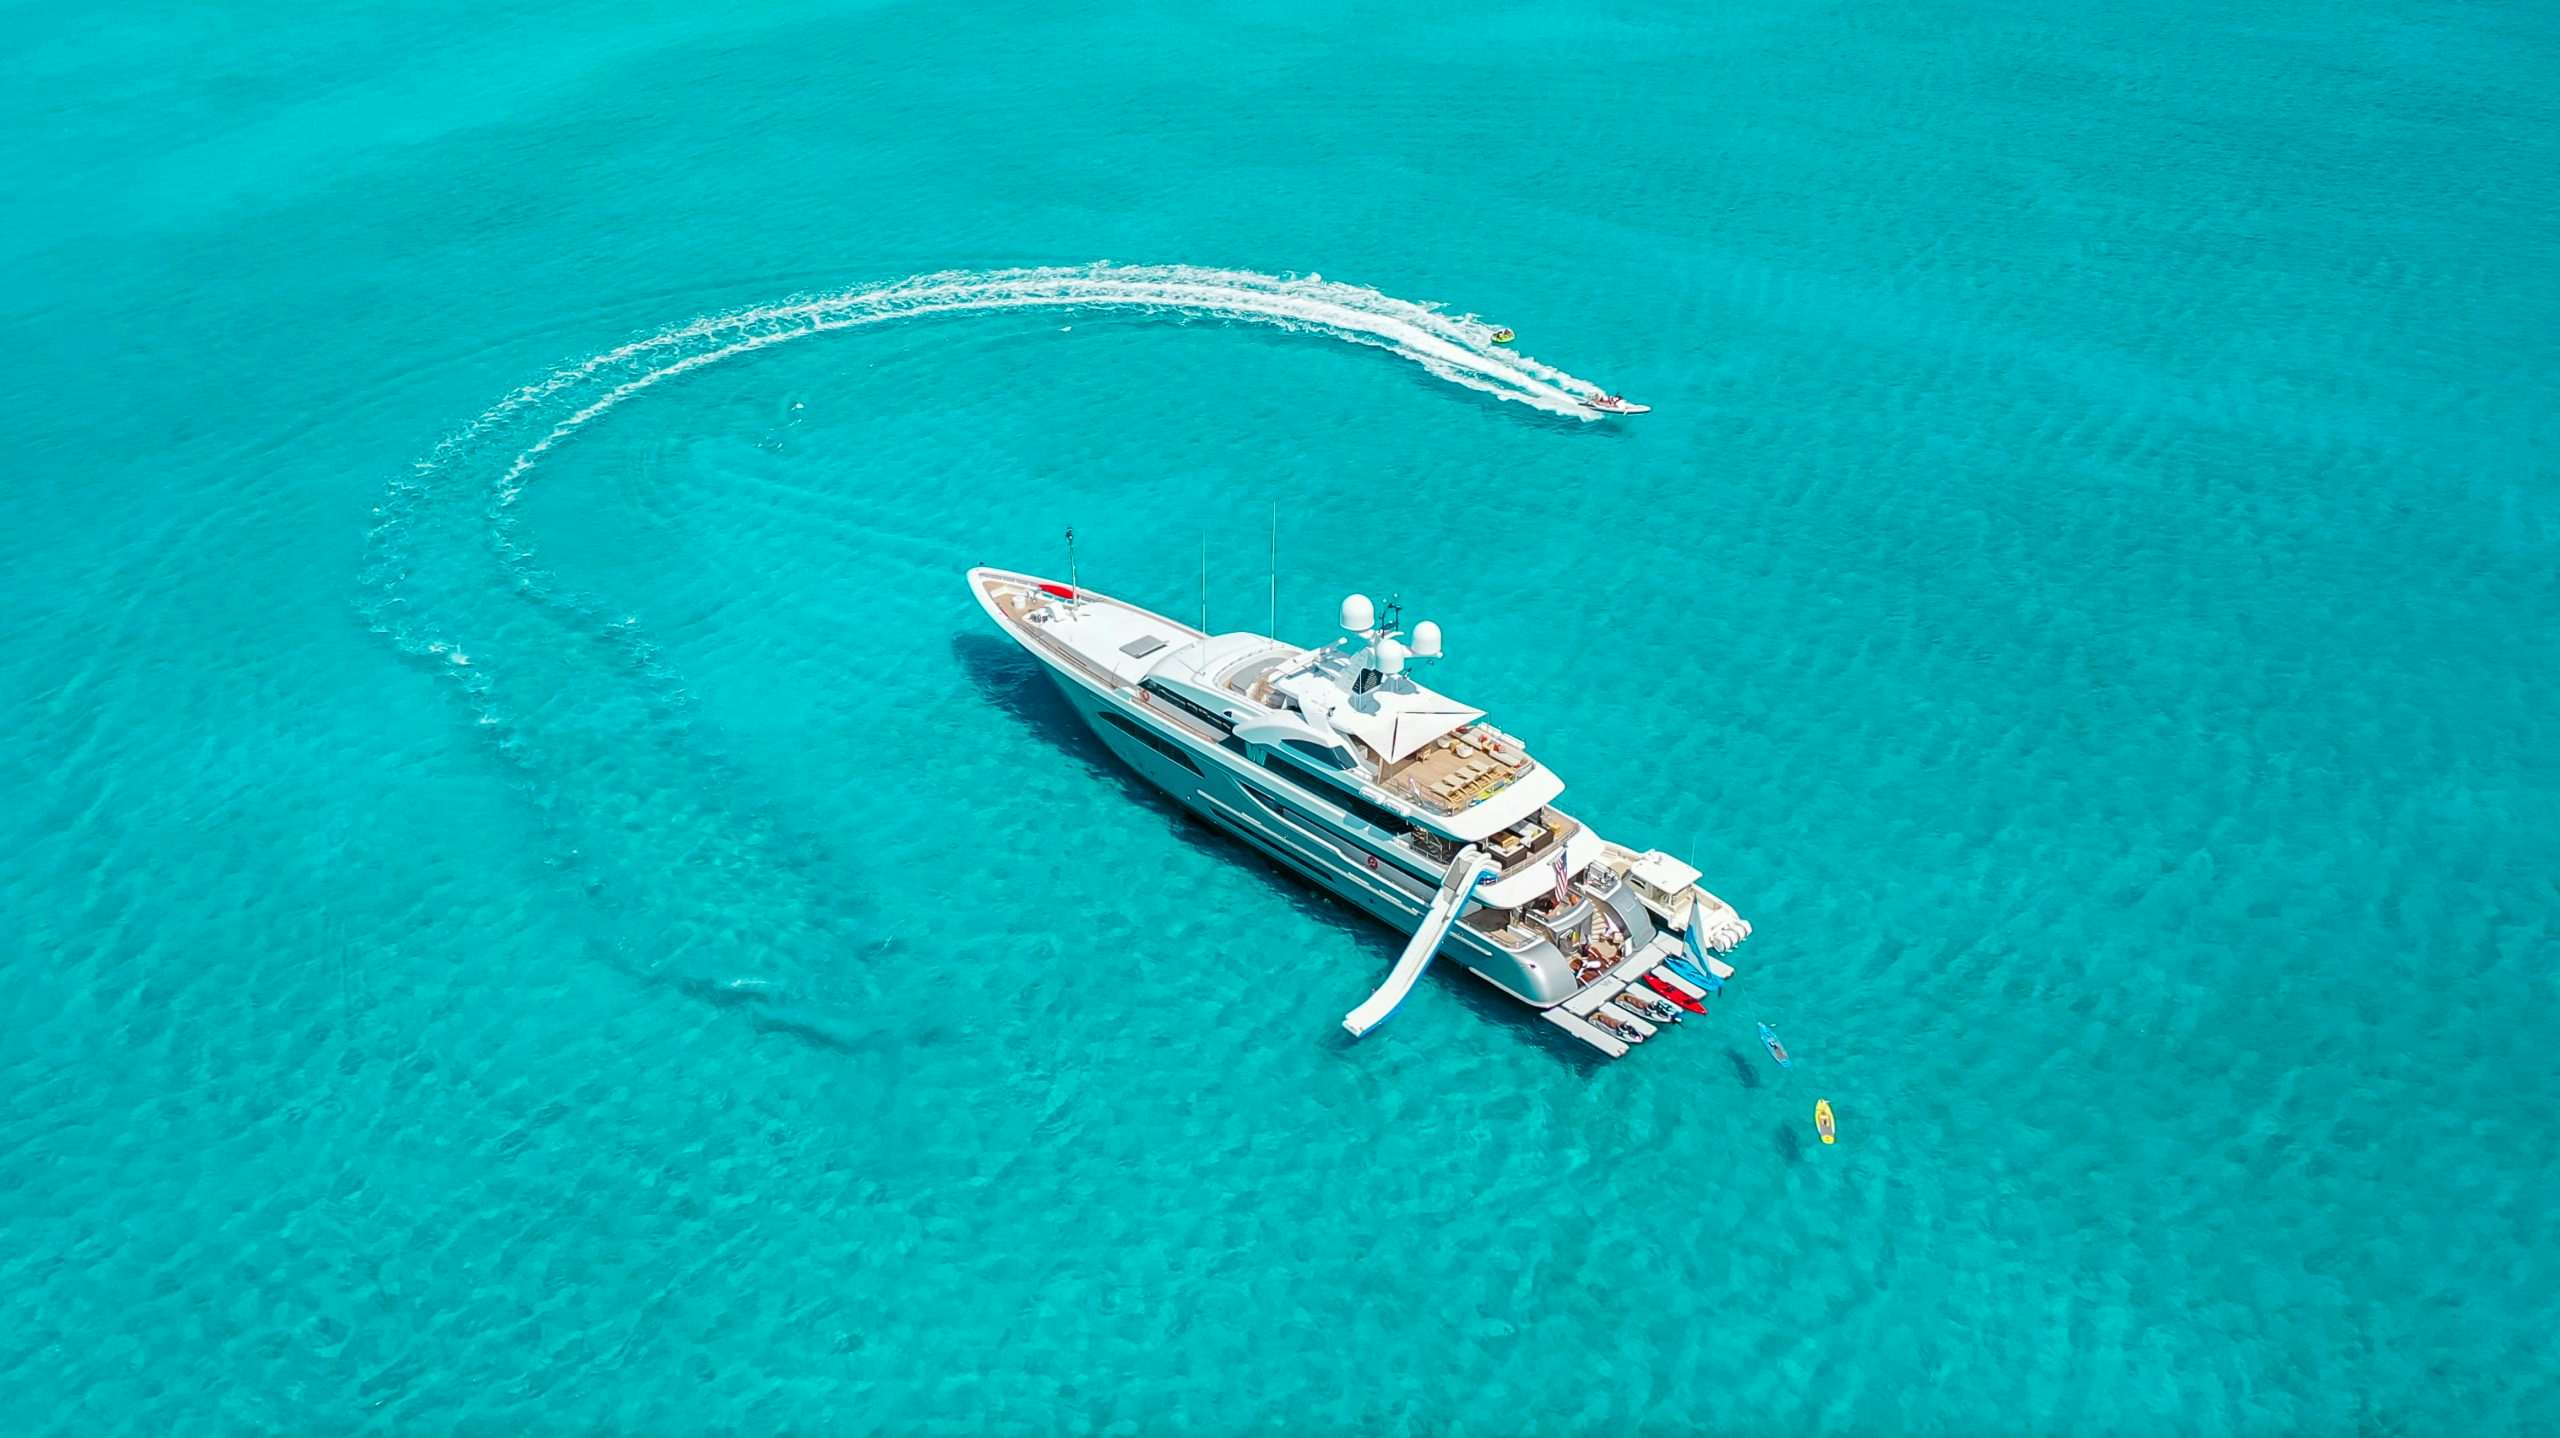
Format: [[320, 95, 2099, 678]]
[[1284, 738, 1358, 771], [1257, 753, 1411, 837], [1139, 681, 1235, 734], [1099, 711, 1204, 775]]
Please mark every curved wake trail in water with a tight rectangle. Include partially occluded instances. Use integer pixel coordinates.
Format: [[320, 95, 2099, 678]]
[[360, 263, 1605, 1032]]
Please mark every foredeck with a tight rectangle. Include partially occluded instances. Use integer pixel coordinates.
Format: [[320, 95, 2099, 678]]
[[981, 571, 1206, 692], [985, 580, 1115, 683]]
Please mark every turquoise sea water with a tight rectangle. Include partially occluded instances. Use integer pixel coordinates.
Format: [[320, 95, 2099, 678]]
[[5, 0, 2556, 1430]]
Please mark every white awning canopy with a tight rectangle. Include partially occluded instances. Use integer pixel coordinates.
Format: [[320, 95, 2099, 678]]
[[1327, 692, 1484, 763]]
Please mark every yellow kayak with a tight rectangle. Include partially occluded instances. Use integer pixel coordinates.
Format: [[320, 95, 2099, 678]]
[[1815, 1099, 1836, 1145]]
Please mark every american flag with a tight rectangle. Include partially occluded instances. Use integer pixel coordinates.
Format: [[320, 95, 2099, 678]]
[[1551, 854, 1571, 908]]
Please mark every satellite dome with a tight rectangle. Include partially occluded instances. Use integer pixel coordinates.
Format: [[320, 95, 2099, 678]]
[[1339, 593, 1375, 632], [1410, 620, 1443, 658], [1377, 637, 1409, 674]]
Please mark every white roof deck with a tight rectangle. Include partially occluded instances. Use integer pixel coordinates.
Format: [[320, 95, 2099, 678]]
[[1147, 631, 1287, 690]]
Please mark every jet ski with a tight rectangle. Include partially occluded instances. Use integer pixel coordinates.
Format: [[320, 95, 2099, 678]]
[[1757, 1022, 1793, 1069], [1603, 1000, 1660, 1038], [1642, 971, 1707, 1014], [1815, 1099, 1836, 1145], [1579, 393, 1650, 415], [1617, 987, 1682, 1024], [1588, 1007, 1647, 1043]]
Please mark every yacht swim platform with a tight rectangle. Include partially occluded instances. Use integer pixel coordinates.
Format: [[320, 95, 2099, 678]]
[[970, 565, 1754, 1061]]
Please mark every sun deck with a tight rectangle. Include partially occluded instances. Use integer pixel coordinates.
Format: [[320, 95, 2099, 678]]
[[1210, 641, 1547, 821], [1379, 728, 1539, 814]]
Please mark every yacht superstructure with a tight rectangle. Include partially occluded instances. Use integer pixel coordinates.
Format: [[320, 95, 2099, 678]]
[[968, 566, 1751, 1058]]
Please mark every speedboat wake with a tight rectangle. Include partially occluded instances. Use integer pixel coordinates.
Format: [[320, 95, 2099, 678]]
[[356, 262, 1617, 1016]]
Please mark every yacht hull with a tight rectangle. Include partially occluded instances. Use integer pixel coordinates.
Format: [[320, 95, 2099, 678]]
[[962, 560, 1679, 1008], [1043, 665, 1573, 1005], [967, 567, 1618, 1008]]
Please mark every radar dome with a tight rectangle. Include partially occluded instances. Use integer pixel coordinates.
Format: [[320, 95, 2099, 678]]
[[1339, 593, 1375, 632], [1376, 637, 1409, 674], [1410, 620, 1443, 658]]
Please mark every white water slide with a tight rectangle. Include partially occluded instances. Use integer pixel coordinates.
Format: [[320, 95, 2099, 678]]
[[1342, 846, 1500, 1038]]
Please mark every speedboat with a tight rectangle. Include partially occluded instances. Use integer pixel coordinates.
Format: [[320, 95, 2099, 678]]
[[968, 566, 1753, 1058], [1579, 393, 1650, 415]]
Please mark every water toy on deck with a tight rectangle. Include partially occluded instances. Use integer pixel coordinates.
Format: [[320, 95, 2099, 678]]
[[1489, 327, 1515, 345], [1815, 1099, 1835, 1145], [1757, 1022, 1793, 1069]]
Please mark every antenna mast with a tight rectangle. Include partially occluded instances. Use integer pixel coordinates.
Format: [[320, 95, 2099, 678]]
[[1267, 502, 1278, 638], [1200, 536, 1209, 632], [1064, 526, 1078, 606]]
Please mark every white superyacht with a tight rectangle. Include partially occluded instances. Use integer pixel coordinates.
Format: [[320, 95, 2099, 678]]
[[968, 565, 1751, 1057]]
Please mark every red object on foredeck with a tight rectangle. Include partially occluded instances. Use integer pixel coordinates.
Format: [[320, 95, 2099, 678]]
[[1037, 582, 1079, 600]]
